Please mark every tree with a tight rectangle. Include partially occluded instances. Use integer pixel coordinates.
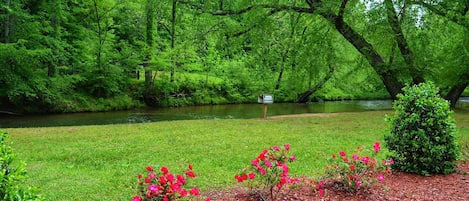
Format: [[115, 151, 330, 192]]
[[199, 0, 468, 106]]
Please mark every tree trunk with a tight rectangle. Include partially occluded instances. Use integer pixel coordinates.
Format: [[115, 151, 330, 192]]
[[321, 11, 403, 99], [170, 0, 177, 82], [445, 77, 469, 108], [3, 0, 10, 43], [384, 0, 423, 84], [297, 66, 334, 103], [145, 0, 155, 87]]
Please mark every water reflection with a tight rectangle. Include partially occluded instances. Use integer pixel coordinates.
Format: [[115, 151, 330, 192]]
[[0, 99, 467, 128]]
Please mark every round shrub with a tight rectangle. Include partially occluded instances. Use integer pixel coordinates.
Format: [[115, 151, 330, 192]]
[[385, 82, 459, 175]]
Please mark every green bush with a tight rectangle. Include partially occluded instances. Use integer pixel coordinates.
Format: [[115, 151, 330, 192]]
[[385, 82, 459, 175], [1, 131, 42, 201]]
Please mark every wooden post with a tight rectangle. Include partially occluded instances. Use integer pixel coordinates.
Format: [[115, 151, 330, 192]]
[[263, 104, 268, 120]]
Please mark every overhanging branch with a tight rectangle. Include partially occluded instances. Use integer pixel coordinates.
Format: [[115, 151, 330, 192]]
[[210, 4, 313, 16]]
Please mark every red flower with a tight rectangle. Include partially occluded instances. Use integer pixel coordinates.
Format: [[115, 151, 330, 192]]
[[248, 172, 256, 180], [144, 177, 151, 183], [179, 189, 188, 197], [146, 166, 153, 172], [205, 198, 211, 201], [349, 165, 355, 171], [190, 187, 200, 196], [284, 144, 290, 151], [188, 164, 193, 171], [132, 196, 142, 201], [339, 151, 346, 157], [137, 173, 142, 179], [166, 173, 175, 184], [177, 174, 186, 185], [161, 166, 169, 175], [186, 171, 196, 178]]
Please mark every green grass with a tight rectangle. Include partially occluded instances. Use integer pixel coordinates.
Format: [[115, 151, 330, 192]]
[[4, 111, 469, 200]]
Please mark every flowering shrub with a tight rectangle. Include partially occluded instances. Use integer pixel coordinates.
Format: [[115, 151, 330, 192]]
[[234, 144, 297, 200], [323, 142, 393, 193], [132, 164, 206, 201]]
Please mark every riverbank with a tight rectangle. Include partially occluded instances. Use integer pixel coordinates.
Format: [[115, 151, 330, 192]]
[[5, 111, 469, 200]]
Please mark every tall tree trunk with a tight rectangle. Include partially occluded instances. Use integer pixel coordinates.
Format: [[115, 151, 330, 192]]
[[145, 0, 155, 88], [93, 0, 102, 70], [297, 66, 334, 103], [446, 82, 468, 108], [48, 0, 59, 77], [170, 0, 177, 82], [3, 0, 10, 43], [384, 0, 423, 84]]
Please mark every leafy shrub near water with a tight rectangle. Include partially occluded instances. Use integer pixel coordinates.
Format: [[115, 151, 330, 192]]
[[385, 82, 459, 175], [1, 131, 42, 201]]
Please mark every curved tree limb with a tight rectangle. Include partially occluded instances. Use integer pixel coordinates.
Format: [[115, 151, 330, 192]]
[[385, 0, 423, 84]]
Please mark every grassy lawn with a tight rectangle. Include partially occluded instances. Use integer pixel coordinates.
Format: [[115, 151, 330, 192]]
[[5, 111, 469, 200]]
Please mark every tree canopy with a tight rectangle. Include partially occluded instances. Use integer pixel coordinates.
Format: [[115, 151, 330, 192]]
[[0, 0, 467, 113]]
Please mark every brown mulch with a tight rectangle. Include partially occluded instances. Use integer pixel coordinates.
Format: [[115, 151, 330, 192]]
[[204, 162, 469, 201]]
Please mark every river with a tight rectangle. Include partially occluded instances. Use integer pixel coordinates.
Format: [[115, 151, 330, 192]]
[[1, 99, 468, 128]]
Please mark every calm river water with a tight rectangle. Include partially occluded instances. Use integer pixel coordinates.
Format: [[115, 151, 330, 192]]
[[1, 99, 468, 128]]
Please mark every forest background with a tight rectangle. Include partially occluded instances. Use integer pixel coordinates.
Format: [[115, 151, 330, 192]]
[[1, 0, 468, 113]]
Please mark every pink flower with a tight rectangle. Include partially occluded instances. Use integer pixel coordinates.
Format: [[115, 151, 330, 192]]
[[161, 166, 169, 175], [273, 145, 280, 152], [352, 154, 359, 160], [339, 151, 346, 157], [356, 181, 362, 187], [190, 187, 200, 196], [146, 166, 153, 172], [132, 195, 142, 201], [264, 159, 272, 168], [318, 189, 324, 196], [148, 185, 158, 193], [373, 142, 381, 153], [378, 174, 384, 181], [289, 155, 296, 162], [149, 173, 156, 179], [284, 144, 290, 151]]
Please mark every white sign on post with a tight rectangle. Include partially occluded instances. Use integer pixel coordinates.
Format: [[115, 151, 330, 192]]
[[258, 94, 274, 104], [258, 94, 274, 119]]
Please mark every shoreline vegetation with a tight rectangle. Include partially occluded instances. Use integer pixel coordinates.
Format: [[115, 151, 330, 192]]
[[5, 111, 469, 200]]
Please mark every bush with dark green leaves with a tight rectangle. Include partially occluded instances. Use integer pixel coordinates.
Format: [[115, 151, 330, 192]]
[[385, 82, 459, 175], [1, 131, 42, 201]]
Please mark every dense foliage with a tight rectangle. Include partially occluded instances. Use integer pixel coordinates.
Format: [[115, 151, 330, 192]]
[[385, 82, 459, 175], [0, 0, 468, 113], [0, 131, 41, 200]]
